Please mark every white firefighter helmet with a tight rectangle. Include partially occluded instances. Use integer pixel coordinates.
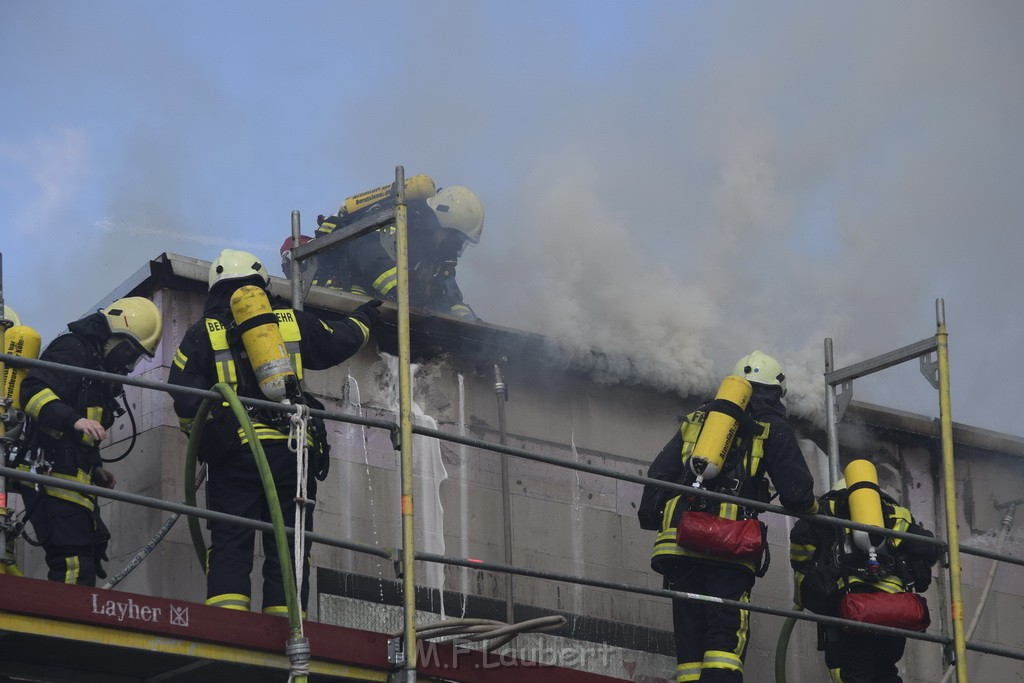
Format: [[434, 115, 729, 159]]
[[209, 249, 270, 291], [733, 350, 786, 396], [100, 297, 163, 357], [426, 186, 484, 243], [2, 305, 19, 327]]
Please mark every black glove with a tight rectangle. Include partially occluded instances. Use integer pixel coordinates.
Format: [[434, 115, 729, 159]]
[[353, 299, 384, 329]]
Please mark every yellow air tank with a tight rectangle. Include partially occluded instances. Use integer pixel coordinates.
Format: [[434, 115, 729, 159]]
[[337, 174, 437, 215], [229, 285, 296, 403], [689, 375, 753, 485], [844, 459, 886, 554], [3, 325, 41, 411]]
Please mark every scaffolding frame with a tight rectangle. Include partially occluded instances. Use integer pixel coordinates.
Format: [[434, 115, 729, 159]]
[[1, 347, 1023, 678], [824, 299, 967, 681], [0, 192, 1019, 680]]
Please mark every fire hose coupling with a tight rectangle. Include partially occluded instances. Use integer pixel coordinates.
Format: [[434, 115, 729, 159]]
[[387, 636, 406, 667], [285, 636, 311, 676], [493, 361, 508, 400]]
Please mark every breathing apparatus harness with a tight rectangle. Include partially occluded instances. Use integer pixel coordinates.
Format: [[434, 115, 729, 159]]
[[680, 402, 770, 517], [10, 331, 138, 544], [824, 492, 899, 585], [212, 291, 331, 481], [817, 490, 932, 632], [660, 392, 774, 576]]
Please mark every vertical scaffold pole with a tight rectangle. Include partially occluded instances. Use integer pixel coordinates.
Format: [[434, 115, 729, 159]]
[[395, 166, 418, 682], [824, 338, 841, 487], [0, 253, 9, 574], [936, 298, 967, 681], [290, 211, 304, 312]]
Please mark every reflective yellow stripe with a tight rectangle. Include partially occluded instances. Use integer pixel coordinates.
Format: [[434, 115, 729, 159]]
[[840, 575, 906, 593], [207, 311, 304, 389], [830, 667, 844, 682], [734, 590, 751, 659], [17, 464, 98, 511], [80, 406, 104, 446], [662, 496, 681, 531], [793, 573, 805, 608], [37, 469, 96, 510], [173, 348, 188, 370], [274, 310, 303, 381], [677, 661, 701, 682], [262, 605, 307, 619], [237, 424, 315, 446], [25, 388, 60, 419], [720, 503, 739, 520], [791, 543, 814, 563], [64, 555, 81, 584], [206, 593, 251, 611], [373, 268, 398, 296], [703, 649, 743, 673], [888, 506, 912, 548], [351, 318, 369, 345]]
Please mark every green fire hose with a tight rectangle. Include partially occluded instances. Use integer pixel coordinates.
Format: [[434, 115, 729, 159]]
[[774, 610, 800, 682], [184, 383, 308, 682]]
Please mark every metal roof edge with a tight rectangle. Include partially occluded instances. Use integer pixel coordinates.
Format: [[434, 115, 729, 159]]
[[89, 254, 1024, 455]]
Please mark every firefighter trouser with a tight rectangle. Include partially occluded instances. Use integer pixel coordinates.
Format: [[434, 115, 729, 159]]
[[19, 486, 109, 586], [661, 558, 755, 682], [822, 625, 906, 683], [205, 440, 317, 614]]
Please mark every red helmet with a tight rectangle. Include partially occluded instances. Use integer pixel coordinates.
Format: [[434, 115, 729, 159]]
[[280, 235, 315, 280], [280, 234, 312, 256]]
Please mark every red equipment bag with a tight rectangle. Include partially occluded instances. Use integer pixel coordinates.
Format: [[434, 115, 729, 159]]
[[675, 510, 765, 561], [839, 592, 931, 632]]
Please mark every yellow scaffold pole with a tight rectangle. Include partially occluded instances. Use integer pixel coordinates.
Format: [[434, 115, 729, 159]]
[[936, 298, 967, 682], [0, 253, 11, 576], [395, 166, 418, 682]]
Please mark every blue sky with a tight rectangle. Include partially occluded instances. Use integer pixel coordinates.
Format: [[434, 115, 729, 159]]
[[3, 2, 1024, 437]]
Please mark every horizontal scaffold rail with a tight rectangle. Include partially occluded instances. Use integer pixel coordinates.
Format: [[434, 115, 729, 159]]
[[824, 337, 938, 386], [3, 351, 1022, 569], [3, 463, 1023, 664], [3, 352, 1024, 667]]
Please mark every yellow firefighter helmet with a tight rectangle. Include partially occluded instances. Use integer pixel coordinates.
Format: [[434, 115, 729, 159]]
[[732, 350, 786, 396], [100, 297, 163, 357], [209, 249, 270, 291], [426, 186, 484, 244]]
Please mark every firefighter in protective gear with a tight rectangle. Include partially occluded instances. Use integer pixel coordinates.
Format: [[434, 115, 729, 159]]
[[311, 181, 484, 321], [639, 350, 818, 682], [167, 249, 383, 615], [18, 296, 163, 585], [280, 235, 317, 289], [790, 474, 940, 683]]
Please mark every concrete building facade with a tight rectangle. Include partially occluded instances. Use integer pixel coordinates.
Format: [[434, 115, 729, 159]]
[[10, 253, 1024, 682]]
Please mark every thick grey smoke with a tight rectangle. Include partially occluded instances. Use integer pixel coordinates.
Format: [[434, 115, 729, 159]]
[[3, 3, 1024, 435]]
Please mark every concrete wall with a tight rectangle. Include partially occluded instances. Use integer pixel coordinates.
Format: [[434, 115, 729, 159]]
[[12, 282, 1024, 682]]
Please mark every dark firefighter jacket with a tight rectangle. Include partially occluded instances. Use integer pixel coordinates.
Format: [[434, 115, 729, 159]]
[[313, 199, 474, 318], [19, 313, 123, 510], [790, 490, 941, 615], [167, 286, 374, 456], [638, 383, 818, 573]]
